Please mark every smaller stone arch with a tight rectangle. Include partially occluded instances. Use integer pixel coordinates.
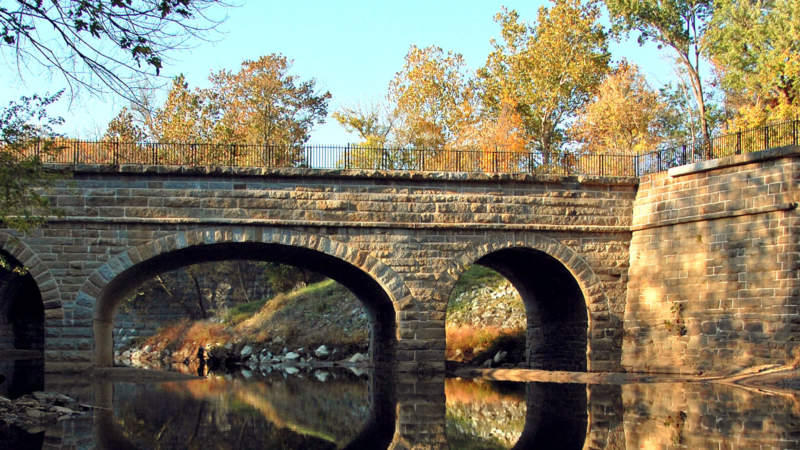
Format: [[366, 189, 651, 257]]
[[0, 233, 61, 356], [77, 227, 411, 367], [0, 232, 62, 312], [443, 233, 620, 372]]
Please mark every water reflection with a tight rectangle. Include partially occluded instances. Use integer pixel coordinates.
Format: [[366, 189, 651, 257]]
[[104, 370, 373, 449], [2, 363, 800, 449], [445, 379, 588, 449], [0, 357, 43, 399], [445, 379, 526, 448]]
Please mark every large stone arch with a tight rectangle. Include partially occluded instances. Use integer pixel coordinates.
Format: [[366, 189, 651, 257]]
[[442, 233, 621, 372], [76, 227, 410, 367]]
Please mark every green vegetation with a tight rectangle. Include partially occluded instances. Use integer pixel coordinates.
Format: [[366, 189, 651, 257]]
[[0, 94, 65, 236], [223, 298, 268, 325]]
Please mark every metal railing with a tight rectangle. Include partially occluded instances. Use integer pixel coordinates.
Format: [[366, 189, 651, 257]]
[[12, 119, 800, 177], [20, 139, 640, 177], [636, 118, 800, 175]]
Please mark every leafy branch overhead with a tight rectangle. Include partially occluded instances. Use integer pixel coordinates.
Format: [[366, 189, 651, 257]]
[[0, 93, 65, 234], [0, 0, 228, 100]]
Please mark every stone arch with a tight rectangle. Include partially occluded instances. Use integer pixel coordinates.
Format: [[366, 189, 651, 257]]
[[0, 232, 60, 355], [442, 233, 620, 372], [0, 232, 61, 313], [77, 227, 410, 367]]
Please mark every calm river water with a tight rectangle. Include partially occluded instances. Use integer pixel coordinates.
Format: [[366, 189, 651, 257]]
[[1, 357, 799, 449]]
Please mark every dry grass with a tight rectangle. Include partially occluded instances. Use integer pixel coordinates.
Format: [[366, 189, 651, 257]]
[[142, 318, 232, 352], [445, 325, 524, 362], [134, 280, 370, 359], [235, 279, 369, 353], [445, 378, 524, 405]]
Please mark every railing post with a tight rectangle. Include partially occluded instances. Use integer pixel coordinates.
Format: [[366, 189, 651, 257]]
[[736, 131, 742, 154], [764, 126, 770, 150], [456, 150, 461, 172], [493, 145, 498, 173], [599, 154, 604, 176], [344, 143, 350, 169], [634, 154, 639, 177], [793, 120, 798, 147], [528, 152, 534, 174]]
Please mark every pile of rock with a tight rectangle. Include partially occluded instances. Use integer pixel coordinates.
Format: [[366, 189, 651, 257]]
[[217, 344, 368, 369], [115, 341, 371, 373], [0, 392, 91, 431], [447, 279, 525, 330]]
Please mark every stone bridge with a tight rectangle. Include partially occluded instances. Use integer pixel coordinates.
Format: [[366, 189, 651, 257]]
[[0, 146, 798, 375]]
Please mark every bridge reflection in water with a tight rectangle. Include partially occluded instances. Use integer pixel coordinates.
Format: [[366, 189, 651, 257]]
[[3, 367, 793, 449]]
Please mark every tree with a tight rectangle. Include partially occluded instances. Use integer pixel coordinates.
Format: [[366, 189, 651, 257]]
[[332, 102, 404, 169], [104, 107, 145, 143], [153, 75, 208, 143], [333, 103, 395, 148], [335, 46, 480, 170], [706, 0, 800, 129], [457, 94, 529, 172], [0, 94, 63, 237], [571, 62, 669, 154], [479, 2, 610, 158], [102, 106, 147, 164], [207, 54, 331, 149], [0, 0, 228, 100], [604, 0, 715, 153], [389, 45, 478, 151]]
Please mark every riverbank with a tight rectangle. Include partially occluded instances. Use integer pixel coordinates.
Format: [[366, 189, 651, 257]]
[[116, 279, 371, 370]]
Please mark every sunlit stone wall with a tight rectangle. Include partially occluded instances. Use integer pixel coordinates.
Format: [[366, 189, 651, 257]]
[[626, 147, 800, 374]]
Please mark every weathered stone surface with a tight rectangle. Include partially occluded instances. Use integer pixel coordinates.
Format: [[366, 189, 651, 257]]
[[625, 148, 800, 375]]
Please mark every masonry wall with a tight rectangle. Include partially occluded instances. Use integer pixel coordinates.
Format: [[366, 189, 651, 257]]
[[0, 166, 635, 372], [625, 148, 800, 374]]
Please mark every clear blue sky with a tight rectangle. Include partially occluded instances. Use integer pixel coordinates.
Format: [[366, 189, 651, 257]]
[[0, 1, 673, 144]]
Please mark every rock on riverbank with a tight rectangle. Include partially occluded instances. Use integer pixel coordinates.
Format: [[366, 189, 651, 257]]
[[0, 391, 91, 431]]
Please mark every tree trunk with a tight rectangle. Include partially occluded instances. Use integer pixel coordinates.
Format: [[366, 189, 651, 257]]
[[673, 17, 711, 159], [189, 273, 207, 319], [236, 261, 252, 303]]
